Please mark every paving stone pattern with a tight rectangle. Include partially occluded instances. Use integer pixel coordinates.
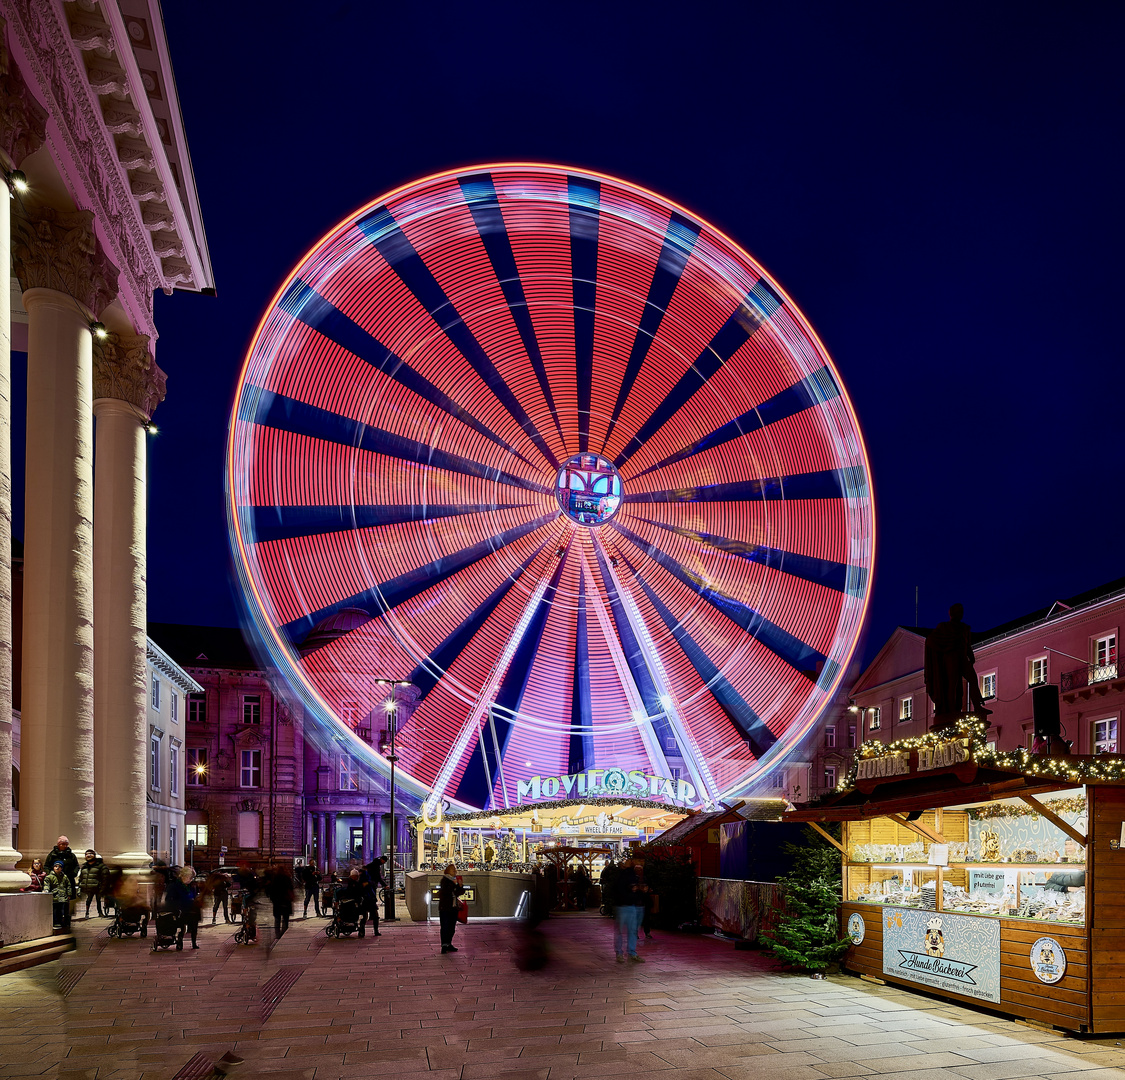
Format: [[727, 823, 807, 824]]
[[2, 914, 1124, 1080]]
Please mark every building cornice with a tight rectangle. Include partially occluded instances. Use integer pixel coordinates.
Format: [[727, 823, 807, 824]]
[[147, 637, 203, 695]]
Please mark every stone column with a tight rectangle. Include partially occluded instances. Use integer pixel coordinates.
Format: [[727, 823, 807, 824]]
[[325, 810, 337, 872], [92, 336, 165, 868], [0, 17, 46, 890], [312, 811, 323, 870], [12, 205, 116, 865], [360, 811, 372, 864], [373, 812, 384, 857]]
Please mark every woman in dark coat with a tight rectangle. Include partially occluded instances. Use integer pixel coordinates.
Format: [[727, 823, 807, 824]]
[[437, 863, 465, 954]]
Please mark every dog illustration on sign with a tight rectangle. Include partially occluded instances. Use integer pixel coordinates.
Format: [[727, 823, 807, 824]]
[[924, 916, 945, 957]]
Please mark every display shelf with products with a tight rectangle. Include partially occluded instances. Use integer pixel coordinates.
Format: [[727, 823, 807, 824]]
[[784, 721, 1125, 1033]]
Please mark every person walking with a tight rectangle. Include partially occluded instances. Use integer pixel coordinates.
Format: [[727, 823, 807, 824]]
[[77, 850, 106, 919], [177, 868, 203, 950], [266, 863, 294, 939], [299, 863, 322, 918], [45, 860, 76, 930], [437, 863, 465, 954], [209, 870, 231, 924], [361, 856, 386, 937], [572, 864, 590, 910], [613, 857, 647, 963]]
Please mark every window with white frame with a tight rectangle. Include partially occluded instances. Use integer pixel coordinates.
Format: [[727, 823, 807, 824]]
[[240, 749, 262, 788], [824, 765, 837, 789], [149, 736, 160, 790], [868, 707, 881, 730], [149, 822, 159, 855], [900, 697, 913, 721], [169, 825, 178, 859], [1028, 657, 1048, 686], [825, 725, 836, 748], [848, 725, 857, 748], [341, 699, 362, 727], [671, 766, 681, 782], [1093, 718, 1118, 755], [242, 695, 261, 725], [339, 754, 359, 791], [981, 672, 997, 700], [1094, 635, 1118, 681], [185, 823, 209, 846], [187, 747, 207, 786], [770, 770, 785, 789], [171, 692, 178, 724], [151, 676, 161, 710], [170, 745, 179, 796]]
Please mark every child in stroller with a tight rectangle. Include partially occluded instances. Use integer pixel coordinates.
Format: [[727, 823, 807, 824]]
[[106, 869, 150, 938], [325, 871, 367, 938]]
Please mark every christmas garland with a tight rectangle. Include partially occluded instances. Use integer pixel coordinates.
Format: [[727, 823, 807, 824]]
[[967, 795, 1086, 820], [414, 795, 689, 823]]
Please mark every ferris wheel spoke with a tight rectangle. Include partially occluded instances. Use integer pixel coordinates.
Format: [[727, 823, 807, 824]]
[[599, 213, 701, 456], [355, 205, 560, 470], [623, 466, 868, 505], [569, 568, 594, 775], [405, 537, 554, 703], [240, 388, 551, 496], [567, 176, 600, 453], [632, 574, 777, 759], [458, 173, 567, 452], [609, 519, 828, 679], [241, 502, 532, 545], [629, 366, 840, 481], [277, 278, 540, 470], [454, 540, 573, 808], [282, 511, 560, 648], [631, 517, 861, 596], [613, 279, 782, 472]]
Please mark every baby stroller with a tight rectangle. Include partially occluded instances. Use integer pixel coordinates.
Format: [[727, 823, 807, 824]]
[[325, 897, 361, 938], [234, 898, 258, 944], [151, 910, 183, 951], [107, 904, 149, 939]]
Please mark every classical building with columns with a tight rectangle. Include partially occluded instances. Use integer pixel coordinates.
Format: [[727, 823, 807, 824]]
[[0, 1, 212, 888]]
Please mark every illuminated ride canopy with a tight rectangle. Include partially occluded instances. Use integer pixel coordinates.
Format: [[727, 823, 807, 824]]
[[227, 164, 875, 813]]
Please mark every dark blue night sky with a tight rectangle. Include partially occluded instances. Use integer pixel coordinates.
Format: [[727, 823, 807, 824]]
[[17, 2, 1119, 669]]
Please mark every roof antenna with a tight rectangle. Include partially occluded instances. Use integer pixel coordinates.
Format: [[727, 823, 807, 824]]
[[914, 585, 919, 627]]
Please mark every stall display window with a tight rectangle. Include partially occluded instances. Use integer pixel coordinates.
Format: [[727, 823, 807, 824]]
[[1093, 718, 1117, 755], [844, 791, 1086, 925]]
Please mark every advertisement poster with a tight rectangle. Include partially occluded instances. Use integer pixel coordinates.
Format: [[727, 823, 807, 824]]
[[882, 907, 1000, 1003]]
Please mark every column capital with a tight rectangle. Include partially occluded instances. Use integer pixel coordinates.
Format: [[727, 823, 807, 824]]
[[0, 16, 47, 172], [93, 331, 167, 420], [11, 203, 118, 319]]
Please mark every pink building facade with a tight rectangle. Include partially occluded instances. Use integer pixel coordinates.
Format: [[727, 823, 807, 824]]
[[848, 577, 1124, 756]]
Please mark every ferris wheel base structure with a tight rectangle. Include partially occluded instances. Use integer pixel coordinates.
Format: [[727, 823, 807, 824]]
[[227, 163, 875, 816]]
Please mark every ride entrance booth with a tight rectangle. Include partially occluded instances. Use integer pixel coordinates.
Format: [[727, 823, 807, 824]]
[[404, 792, 690, 921], [785, 720, 1125, 1033]]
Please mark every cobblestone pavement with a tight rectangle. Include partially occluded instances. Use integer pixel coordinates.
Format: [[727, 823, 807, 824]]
[[3, 913, 1125, 1080]]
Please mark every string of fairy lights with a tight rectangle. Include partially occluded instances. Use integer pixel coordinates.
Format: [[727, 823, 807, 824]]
[[835, 715, 1125, 795]]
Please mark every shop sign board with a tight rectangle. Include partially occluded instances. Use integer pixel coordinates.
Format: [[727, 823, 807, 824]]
[[847, 912, 866, 944], [516, 767, 695, 803], [882, 906, 1000, 1003], [1030, 937, 1066, 984]]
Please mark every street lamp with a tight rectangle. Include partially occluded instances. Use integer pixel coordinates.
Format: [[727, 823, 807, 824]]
[[379, 680, 411, 922]]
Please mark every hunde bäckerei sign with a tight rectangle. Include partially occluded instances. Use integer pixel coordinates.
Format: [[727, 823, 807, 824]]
[[882, 906, 1000, 1003], [516, 767, 696, 803]]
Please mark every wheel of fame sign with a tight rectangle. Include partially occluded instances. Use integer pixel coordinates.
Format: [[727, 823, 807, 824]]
[[847, 912, 865, 945], [1030, 937, 1066, 984]]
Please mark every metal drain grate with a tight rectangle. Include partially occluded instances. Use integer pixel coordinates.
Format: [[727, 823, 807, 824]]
[[56, 967, 86, 998], [260, 965, 303, 1022], [171, 1052, 214, 1080]]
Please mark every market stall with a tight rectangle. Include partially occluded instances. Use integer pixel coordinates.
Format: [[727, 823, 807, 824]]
[[785, 720, 1125, 1033]]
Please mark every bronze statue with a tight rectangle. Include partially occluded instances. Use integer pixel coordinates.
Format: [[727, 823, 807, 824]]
[[924, 603, 992, 729]]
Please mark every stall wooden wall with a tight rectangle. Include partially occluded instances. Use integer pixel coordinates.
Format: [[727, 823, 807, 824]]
[[1091, 786, 1125, 1033], [841, 903, 1089, 1031]]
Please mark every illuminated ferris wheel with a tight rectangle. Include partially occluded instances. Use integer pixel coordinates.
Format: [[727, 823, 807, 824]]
[[227, 164, 875, 812]]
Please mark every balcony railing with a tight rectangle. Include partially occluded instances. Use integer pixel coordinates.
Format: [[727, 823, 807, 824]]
[[1060, 661, 1119, 693]]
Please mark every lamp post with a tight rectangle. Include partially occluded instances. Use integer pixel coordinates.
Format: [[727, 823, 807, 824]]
[[380, 680, 410, 922]]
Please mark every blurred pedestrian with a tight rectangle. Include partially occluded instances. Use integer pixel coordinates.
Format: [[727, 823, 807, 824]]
[[77, 850, 105, 918], [45, 859, 75, 930], [361, 856, 386, 936], [437, 863, 465, 953], [266, 863, 294, 938], [572, 864, 590, 910], [299, 862, 322, 918], [177, 868, 203, 949], [613, 857, 647, 963]]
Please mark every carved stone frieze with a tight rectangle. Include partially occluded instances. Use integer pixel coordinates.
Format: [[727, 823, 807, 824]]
[[11, 202, 118, 316], [3, 0, 165, 328], [0, 16, 47, 170], [92, 329, 167, 418]]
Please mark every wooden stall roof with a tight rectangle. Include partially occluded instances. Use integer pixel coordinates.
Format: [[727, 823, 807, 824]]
[[646, 802, 746, 847], [783, 758, 1104, 822]]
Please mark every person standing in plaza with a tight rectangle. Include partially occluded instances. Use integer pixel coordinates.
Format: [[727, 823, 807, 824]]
[[77, 850, 106, 918], [613, 857, 647, 963], [209, 869, 231, 924], [438, 863, 465, 953], [45, 860, 75, 930], [361, 856, 386, 937], [299, 862, 322, 918], [21, 858, 46, 892], [266, 863, 294, 939], [46, 836, 79, 889]]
